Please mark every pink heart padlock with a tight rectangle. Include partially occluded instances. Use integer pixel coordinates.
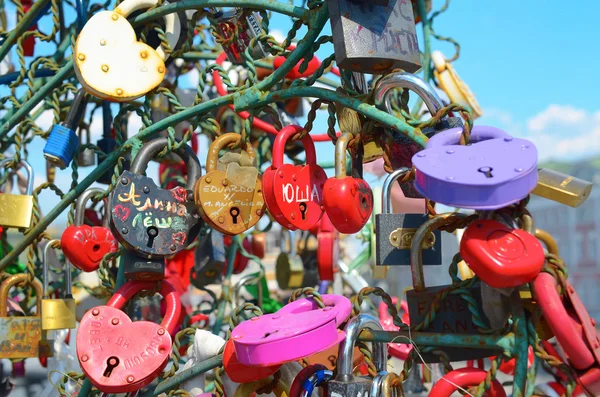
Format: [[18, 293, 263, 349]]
[[231, 294, 351, 366], [378, 297, 411, 360], [77, 280, 181, 393]]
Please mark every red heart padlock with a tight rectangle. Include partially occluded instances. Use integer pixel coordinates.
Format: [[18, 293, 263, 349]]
[[62, 225, 118, 272], [166, 248, 196, 290], [460, 220, 545, 288], [429, 368, 506, 397], [323, 132, 373, 234], [273, 45, 321, 80], [223, 338, 281, 383], [223, 235, 252, 274], [263, 125, 327, 231], [316, 213, 339, 282], [77, 280, 181, 393]]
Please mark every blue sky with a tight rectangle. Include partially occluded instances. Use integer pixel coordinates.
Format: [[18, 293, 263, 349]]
[[1, 0, 599, 225]]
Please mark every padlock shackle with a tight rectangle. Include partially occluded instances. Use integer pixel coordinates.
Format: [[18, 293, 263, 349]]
[[280, 229, 295, 256], [335, 314, 385, 382], [75, 187, 106, 226], [130, 137, 201, 190], [106, 279, 181, 334], [272, 125, 317, 169], [381, 167, 411, 214], [535, 228, 559, 256], [205, 133, 256, 173], [0, 158, 34, 195], [43, 239, 72, 298], [370, 371, 389, 397], [0, 274, 42, 317], [374, 72, 444, 118], [425, 125, 509, 149], [381, 372, 401, 396], [411, 213, 468, 292], [64, 89, 88, 129], [233, 270, 264, 309], [334, 132, 352, 179]]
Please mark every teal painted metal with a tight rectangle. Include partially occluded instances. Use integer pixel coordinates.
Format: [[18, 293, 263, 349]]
[[0, 0, 52, 61]]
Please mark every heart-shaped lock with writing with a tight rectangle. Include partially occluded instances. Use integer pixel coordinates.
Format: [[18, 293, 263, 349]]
[[194, 133, 265, 235], [231, 294, 351, 366], [460, 220, 545, 288], [73, 0, 181, 101], [110, 137, 202, 258], [62, 187, 118, 272], [76, 280, 181, 393], [263, 125, 327, 230], [412, 126, 538, 209], [323, 132, 373, 233]]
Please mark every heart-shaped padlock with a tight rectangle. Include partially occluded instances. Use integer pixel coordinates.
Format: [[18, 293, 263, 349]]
[[460, 220, 545, 288], [77, 280, 181, 393], [73, 0, 181, 101], [62, 187, 118, 272], [231, 294, 351, 366], [412, 126, 538, 209], [263, 125, 327, 230], [323, 132, 373, 233], [194, 133, 265, 235]]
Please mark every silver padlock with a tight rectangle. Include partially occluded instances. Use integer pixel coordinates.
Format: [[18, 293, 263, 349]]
[[374, 72, 463, 198], [375, 168, 441, 266], [327, 314, 386, 397], [328, 0, 421, 74], [77, 128, 95, 167]]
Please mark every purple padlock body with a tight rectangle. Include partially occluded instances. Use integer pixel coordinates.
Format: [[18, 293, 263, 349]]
[[412, 126, 538, 210], [231, 294, 351, 367]]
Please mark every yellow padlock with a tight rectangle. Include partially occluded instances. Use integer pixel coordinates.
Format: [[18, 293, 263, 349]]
[[0, 159, 34, 230]]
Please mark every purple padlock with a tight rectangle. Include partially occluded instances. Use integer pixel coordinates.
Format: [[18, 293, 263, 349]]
[[231, 294, 351, 367], [412, 126, 538, 210]]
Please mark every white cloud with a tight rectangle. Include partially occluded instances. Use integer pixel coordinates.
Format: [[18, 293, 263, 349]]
[[270, 29, 286, 43], [527, 105, 587, 132]]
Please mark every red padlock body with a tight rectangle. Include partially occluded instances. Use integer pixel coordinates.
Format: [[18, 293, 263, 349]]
[[323, 177, 373, 234], [77, 280, 181, 393], [166, 248, 195, 291], [496, 346, 534, 375], [460, 220, 545, 288], [317, 224, 338, 283], [223, 339, 281, 383], [84, 208, 103, 226], [264, 125, 327, 230], [428, 368, 507, 397], [62, 225, 119, 272], [223, 236, 252, 274], [273, 53, 321, 80], [22, 0, 35, 57], [250, 234, 266, 259]]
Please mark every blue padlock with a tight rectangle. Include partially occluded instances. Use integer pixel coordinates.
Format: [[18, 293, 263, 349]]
[[43, 89, 88, 169]]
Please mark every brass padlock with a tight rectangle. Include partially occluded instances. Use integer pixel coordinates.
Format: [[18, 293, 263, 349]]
[[41, 240, 76, 330], [531, 168, 593, 208], [275, 230, 304, 290], [0, 274, 45, 359], [0, 158, 34, 230]]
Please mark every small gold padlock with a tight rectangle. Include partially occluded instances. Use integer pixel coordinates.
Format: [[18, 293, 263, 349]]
[[531, 168, 593, 208], [0, 158, 34, 230], [275, 230, 304, 290], [41, 240, 77, 330]]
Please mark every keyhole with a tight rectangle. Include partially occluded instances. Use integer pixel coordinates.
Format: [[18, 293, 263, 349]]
[[262, 330, 279, 339], [103, 356, 119, 378], [478, 166, 494, 178], [299, 203, 307, 220], [230, 207, 240, 224], [146, 226, 158, 248]]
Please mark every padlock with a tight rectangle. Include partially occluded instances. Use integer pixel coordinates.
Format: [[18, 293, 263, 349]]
[[122, 251, 165, 281], [263, 125, 327, 231], [232, 294, 351, 366], [62, 187, 118, 272], [234, 376, 289, 397], [378, 297, 411, 360], [110, 137, 202, 258], [432, 50, 483, 119], [0, 274, 45, 359], [328, 0, 421, 74], [44, 88, 87, 169], [211, 7, 268, 65], [532, 168, 593, 208], [276, 230, 304, 290], [250, 232, 266, 259], [190, 228, 226, 288], [379, 372, 403, 397], [375, 168, 441, 266], [76, 127, 96, 167], [460, 219, 545, 288], [302, 343, 364, 371], [428, 368, 507, 397], [21, 0, 36, 56], [323, 132, 374, 234], [0, 158, 34, 230], [223, 337, 281, 383], [316, 213, 339, 282], [327, 314, 386, 397], [290, 364, 330, 397], [406, 213, 498, 362], [77, 279, 181, 393], [374, 72, 463, 198], [194, 133, 265, 235], [412, 125, 538, 209], [41, 240, 77, 330], [273, 45, 321, 80], [74, 0, 181, 101]]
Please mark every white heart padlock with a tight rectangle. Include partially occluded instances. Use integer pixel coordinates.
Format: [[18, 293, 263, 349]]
[[74, 0, 181, 102]]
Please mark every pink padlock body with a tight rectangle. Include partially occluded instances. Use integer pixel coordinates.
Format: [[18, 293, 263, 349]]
[[378, 297, 412, 360], [231, 294, 351, 366]]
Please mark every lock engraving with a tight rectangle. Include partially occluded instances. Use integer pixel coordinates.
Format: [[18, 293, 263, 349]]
[[389, 228, 435, 250]]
